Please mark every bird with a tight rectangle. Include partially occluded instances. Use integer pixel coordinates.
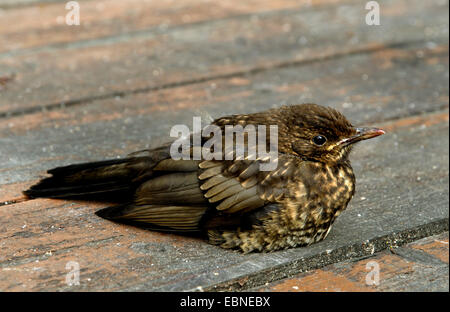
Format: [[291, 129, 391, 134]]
[[24, 104, 385, 253]]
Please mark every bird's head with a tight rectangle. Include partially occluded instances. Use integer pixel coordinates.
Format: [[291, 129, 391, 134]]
[[275, 104, 385, 164]]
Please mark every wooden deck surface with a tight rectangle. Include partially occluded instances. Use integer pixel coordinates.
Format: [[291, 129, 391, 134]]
[[0, 0, 448, 291]]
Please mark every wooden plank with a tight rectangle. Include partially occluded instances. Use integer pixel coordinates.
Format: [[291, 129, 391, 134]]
[[0, 0, 307, 52], [0, 0, 447, 115], [0, 112, 447, 291], [253, 232, 449, 292], [0, 40, 447, 185]]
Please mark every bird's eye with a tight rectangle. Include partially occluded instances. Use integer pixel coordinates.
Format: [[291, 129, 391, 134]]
[[312, 135, 327, 146]]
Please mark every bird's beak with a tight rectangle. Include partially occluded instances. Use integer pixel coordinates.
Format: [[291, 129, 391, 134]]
[[339, 127, 385, 146]]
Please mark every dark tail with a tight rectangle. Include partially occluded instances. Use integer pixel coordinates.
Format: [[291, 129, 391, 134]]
[[24, 157, 153, 201]]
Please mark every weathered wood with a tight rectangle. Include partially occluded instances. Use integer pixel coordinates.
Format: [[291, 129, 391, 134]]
[[0, 0, 305, 52], [0, 0, 447, 115], [254, 232, 449, 292]]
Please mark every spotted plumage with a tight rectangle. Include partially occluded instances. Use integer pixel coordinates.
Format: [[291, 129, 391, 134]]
[[24, 104, 384, 253]]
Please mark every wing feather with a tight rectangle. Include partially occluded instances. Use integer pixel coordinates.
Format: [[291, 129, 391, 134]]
[[199, 155, 300, 215]]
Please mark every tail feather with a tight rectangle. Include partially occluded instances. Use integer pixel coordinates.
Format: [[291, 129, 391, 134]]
[[24, 157, 153, 200], [24, 181, 131, 199], [47, 158, 129, 175]]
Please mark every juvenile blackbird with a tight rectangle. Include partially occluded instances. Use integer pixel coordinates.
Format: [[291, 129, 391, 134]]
[[24, 104, 384, 253]]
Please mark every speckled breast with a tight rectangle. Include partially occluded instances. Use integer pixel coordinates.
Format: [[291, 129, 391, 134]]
[[282, 161, 356, 244]]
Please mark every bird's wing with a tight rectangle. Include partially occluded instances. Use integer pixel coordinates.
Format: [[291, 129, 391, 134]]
[[198, 154, 301, 231], [95, 158, 208, 231], [198, 155, 298, 214], [95, 155, 300, 231]]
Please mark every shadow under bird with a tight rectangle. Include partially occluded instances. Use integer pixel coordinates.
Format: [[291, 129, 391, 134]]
[[24, 104, 385, 253]]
